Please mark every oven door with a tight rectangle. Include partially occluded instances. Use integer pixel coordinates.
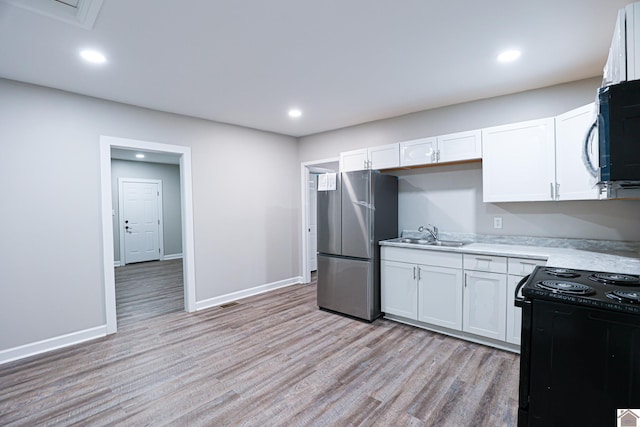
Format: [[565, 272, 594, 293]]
[[514, 275, 532, 426]]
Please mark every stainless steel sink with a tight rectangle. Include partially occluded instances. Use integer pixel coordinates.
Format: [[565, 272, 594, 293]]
[[424, 240, 466, 247], [398, 238, 433, 244], [392, 237, 466, 247]]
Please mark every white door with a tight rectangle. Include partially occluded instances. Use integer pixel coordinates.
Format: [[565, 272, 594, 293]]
[[381, 260, 418, 319], [417, 264, 464, 330], [555, 103, 600, 201], [308, 174, 318, 271], [340, 148, 368, 172], [121, 180, 161, 264], [436, 129, 482, 163], [482, 118, 556, 202], [399, 137, 437, 166], [368, 143, 400, 170], [463, 270, 507, 341]]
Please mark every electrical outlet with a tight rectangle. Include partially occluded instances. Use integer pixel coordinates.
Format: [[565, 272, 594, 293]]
[[493, 217, 503, 229]]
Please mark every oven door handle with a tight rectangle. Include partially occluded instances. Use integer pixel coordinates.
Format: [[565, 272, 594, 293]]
[[514, 274, 530, 307]]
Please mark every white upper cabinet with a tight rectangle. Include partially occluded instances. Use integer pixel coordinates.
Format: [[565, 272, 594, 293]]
[[437, 129, 482, 163], [399, 130, 481, 167], [369, 143, 400, 170], [555, 103, 600, 201], [340, 148, 368, 172], [604, 3, 640, 85], [400, 137, 437, 166], [340, 143, 399, 172], [482, 118, 556, 202]]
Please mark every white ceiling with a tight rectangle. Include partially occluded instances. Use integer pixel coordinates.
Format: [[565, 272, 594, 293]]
[[0, 0, 632, 137]]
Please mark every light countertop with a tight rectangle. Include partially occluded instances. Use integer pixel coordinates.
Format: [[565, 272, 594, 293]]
[[380, 239, 640, 275]]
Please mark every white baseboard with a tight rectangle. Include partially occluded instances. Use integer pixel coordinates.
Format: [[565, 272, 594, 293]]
[[195, 276, 303, 311], [0, 325, 107, 365]]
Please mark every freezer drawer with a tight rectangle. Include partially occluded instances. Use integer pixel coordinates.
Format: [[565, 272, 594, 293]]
[[317, 255, 376, 321]]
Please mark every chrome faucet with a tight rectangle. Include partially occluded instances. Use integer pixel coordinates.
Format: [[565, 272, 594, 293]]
[[418, 224, 438, 241]]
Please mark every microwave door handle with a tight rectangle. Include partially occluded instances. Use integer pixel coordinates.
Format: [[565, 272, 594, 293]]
[[582, 121, 598, 177]]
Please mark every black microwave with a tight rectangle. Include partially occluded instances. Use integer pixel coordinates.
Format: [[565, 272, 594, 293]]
[[596, 80, 640, 185]]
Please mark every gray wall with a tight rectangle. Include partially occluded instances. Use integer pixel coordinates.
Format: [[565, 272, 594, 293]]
[[111, 159, 182, 261], [0, 78, 299, 351], [299, 77, 640, 242]]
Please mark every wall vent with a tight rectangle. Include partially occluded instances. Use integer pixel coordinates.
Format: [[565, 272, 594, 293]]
[[1, 0, 104, 30]]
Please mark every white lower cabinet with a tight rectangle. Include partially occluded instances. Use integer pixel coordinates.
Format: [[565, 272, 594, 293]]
[[381, 260, 418, 319], [417, 265, 463, 330], [462, 270, 507, 341], [381, 246, 547, 352]]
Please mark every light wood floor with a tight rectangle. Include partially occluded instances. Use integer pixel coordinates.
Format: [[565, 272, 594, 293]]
[[0, 260, 520, 426]]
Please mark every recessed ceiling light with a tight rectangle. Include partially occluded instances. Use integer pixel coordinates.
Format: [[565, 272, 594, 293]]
[[135, 153, 145, 159], [288, 109, 302, 118], [80, 49, 106, 64], [497, 49, 521, 63]]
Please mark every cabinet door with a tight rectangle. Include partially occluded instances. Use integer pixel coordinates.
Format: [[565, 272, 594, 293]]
[[381, 260, 418, 319], [399, 137, 437, 166], [506, 274, 525, 345], [340, 148, 368, 172], [368, 143, 399, 170], [437, 129, 482, 163], [555, 103, 600, 201], [482, 118, 556, 202], [463, 270, 507, 341], [417, 265, 463, 330]]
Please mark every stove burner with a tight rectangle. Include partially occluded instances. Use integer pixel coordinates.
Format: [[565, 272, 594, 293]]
[[535, 280, 595, 295], [588, 273, 640, 286], [606, 290, 640, 304], [544, 267, 580, 278]]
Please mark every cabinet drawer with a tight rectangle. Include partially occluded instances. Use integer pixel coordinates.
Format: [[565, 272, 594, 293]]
[[507, 257, 546, 276], [382, 247, 462, 269], [463, 254, 507, 273]]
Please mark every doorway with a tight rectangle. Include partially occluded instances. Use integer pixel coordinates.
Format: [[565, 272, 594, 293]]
[[100, 135, 196, 335], [300, 158, 339, 284]]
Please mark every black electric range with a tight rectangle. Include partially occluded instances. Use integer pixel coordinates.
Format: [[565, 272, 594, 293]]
[[515, 266, 640, 426]]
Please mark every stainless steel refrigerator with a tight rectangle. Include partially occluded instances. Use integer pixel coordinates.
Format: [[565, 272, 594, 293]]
[[316, 170, 398, 321]]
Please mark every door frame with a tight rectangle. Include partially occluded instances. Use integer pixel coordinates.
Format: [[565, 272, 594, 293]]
[[299, 157, 339, 284], [118, 178, 164, 266], [100, 135, 196, 335]]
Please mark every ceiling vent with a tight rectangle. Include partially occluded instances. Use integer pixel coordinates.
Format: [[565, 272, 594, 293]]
[[1, 0, 104, 30]]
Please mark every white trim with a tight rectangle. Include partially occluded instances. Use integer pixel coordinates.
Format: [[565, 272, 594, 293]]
[[0, 325, 106, 365], [117, 178, 164, 265], [195, 276, 303, 311], [300, 157, 339, 284], [100, 135, 197, 337], [114, 260, 121, 267], [163, 253, 183, 261]]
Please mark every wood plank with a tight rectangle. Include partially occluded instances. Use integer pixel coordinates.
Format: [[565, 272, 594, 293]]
[[0, 259, 520, 426]]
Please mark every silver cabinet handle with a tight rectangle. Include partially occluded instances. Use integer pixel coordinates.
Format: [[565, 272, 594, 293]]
[[475, 257, 492, 262], [464, 273, 468, 288], [413, 266, 416, 280], [417, 266, 421, 281], [550, 182, 554, 200], [556, 183, 560, 199]]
